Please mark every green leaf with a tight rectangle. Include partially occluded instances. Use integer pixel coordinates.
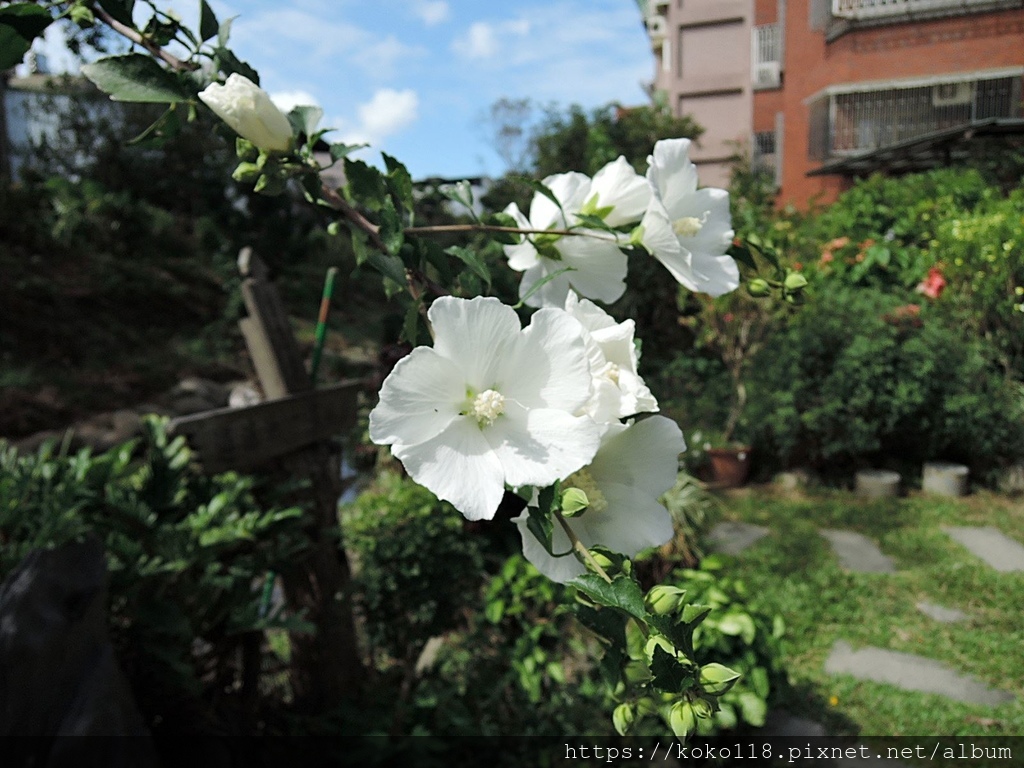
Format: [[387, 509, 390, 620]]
[[525, 504, 555, 556], [650, 645, 690, 693], [445, 246, 490, 288], [199, 0, 218, 41], [212, 45, 258, 84], [98, 0, 135, 27], [366, 250, 407, 287], [82, 54, 190, 103], [515, 266, 575, 308], [217, 15, 234, 48], [344, 158, 387, 210], [717, 611, 757, 643], [681, 603, 712, 627], [528, 179, 566, 221], [727, 240, 758, 271], [483, 212, 520, 244], [737, 691, 768, 726], [288, 104, 323, 139], [382, 153, 414, 211], [401, 299, 421, 346], [573, 603, 627, 645], [573, 213, 615, 232], [329, 141, 364, 162], [571, 573, 647, 622], [0, 4, 52, 70], [379, 196, 405, 254], [127, 104, 182, 148]]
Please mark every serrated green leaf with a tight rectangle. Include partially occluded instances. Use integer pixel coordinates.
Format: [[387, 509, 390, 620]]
[[445, 246, 490, 287], [212, 45, 258, 84], [82, 54, 189, 103], [571, 573, 647, 621], [344, 158, 387, 210], [483, 212, 521, 244], [217, 15, 234, 47], [525, 504, 555, 556], [737, 691, 768, 726], [573, 213, 615, 232], [727, 240, 758, 271], [379, 196, 404, 254], [127, 104, 181, 148], [650, 645, 690, 693], [419, 239, 454, 285], [401, 299, 421, 346], [382, 153, 414, 212], [573, 603, 627, 645], [199, 0, 218, 41]]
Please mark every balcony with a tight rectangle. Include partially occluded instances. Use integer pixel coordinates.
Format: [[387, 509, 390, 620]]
[[809, 72, 1023, 167]]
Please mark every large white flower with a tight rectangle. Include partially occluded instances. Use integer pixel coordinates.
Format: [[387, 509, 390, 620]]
[[369, 296, 601, 521], [565, 291, 657, 423], [582, 156, 652, 228], [514, 416, 685, 583], [504, 171, 629, 308], [198, 74, 293, 153], [639, 138, 739, 297]]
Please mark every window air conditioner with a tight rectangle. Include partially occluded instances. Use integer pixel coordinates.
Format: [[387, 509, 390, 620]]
[[931, 82, 973, 107]]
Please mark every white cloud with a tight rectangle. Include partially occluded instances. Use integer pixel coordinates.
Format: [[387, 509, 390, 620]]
[[452, 19, 531, 60], [340, 88, 419, 146], [413, 0, 450, 26], [270, 90, 320, 113]]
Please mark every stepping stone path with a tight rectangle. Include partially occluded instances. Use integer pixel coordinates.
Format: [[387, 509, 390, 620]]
[[914, 601, 967, 624], [819, 529, 896, 573], [942, 526, 1024, 572], [825, 641, 1014, 706], [707, 521, 769, 555]]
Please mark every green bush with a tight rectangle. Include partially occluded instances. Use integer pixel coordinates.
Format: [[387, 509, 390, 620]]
[[747, 288, 1024, 481], [0, 418, 309, 730], [341, 472, 488, 666]]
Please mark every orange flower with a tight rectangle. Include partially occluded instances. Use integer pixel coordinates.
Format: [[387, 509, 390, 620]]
[[916, 267, 947, 299], [828, 236, 850, 250]]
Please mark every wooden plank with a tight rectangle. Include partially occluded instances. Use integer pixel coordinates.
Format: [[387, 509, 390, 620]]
[[168, 381, 359, 473]]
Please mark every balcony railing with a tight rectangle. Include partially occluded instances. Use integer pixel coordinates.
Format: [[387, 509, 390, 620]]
[[752, 24, 782, 89], [833, 0, 1017, 19], [809, 74, 1022, 159]]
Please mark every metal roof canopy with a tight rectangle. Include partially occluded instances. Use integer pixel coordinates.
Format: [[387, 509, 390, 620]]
[[809, 117, 1024, 177]]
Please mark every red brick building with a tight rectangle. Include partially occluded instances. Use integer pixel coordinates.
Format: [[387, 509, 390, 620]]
[[639, 0, 1024, 207]]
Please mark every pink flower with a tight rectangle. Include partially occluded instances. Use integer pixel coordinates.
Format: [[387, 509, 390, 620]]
[[819, 251, 834, 264], [916, 267, 947, 299]]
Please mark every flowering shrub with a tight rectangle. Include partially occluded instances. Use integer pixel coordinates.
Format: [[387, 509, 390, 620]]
[[6, 1, 804, 743]]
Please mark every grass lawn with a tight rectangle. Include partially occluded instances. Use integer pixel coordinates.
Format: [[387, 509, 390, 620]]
[[714, 487, 1024, 737]]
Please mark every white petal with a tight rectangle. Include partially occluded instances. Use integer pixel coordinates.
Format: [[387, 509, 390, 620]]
[[502, 203, 540, 271], [557, 235, 628, 304], [428, 296, 521, 391], [565, 292, 618, 333], [394, 417, 506, 521], [503, 308, 592, 412], [583, 482, 674, 555], [589, 156, 652, 227], [531, 171, 591, 228], [687, 252, 741, 297], [519, 258, 573, 308], [485, 401, 600, 487], [368, 347, 463, 448], [639, 200, 688, 282], [589, 416, 685, 497], [647, 138, 699, 215], [513, 512, 587, 583]]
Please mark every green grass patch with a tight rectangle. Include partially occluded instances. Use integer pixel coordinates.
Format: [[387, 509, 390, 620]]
[[717, 488, 1024, 737]]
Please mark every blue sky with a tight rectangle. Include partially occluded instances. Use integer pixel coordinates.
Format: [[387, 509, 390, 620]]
[[31, 0, 654, 180]]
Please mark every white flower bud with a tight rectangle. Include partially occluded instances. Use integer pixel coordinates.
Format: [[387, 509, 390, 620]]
[[198, 74, 293, 153]]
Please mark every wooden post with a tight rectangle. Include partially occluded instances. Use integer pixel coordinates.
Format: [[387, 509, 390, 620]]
[[170, 250, 364, 711]]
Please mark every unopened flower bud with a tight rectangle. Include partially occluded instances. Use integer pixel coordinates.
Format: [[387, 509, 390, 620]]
[[747, 278, 772, 297], [784, 271, 808, 292], [690, 697, 715, 719], [645, 585, 687, 616], [612, 703, 636, 736], [668, 700, 697, 740], [560, 487, 589, 517], [199, 74, 293, 152], [232, 161, 261, 183]]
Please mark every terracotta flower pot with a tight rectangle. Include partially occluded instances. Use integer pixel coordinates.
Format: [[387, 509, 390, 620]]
[[707, 446, 752, 488]]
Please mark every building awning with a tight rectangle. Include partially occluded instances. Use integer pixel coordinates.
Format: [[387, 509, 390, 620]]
[[808, 118, 1024, 177]]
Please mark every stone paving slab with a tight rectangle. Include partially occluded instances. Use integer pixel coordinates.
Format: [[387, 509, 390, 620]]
[[942, 526, 1024, 572], [707, 521, 769, 555], [915, 601, 967, 624], [820, 529, 896, 573], [825, 641, 1014, 706]]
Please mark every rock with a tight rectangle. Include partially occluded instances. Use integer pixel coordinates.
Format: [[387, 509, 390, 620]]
[[820, 529, 896, 573], [166, 378, 229, 415], [228, 381, 263, 409], [922, 462, 968, 497], [915, 601, 967, 624], [0, 539, 157, 766], [707, 521, 769, 555], [855, 469, 901, 498], [942, 526, 1024, 572], [775, 468, 811, 491]]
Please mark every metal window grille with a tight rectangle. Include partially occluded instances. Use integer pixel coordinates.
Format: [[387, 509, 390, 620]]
[[752, 24, 782, 89]]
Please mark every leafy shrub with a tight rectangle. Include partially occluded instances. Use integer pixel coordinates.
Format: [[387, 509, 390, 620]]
[[747, 288, 1024, 481], [341, 472, 488, 666], [0, 418, 309, 730]]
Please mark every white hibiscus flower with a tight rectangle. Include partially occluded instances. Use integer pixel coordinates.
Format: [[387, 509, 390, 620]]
[[564, 291, 657, 423], [514, 416, 685, 583], [504, 172, 629, 308], [639, 138, 739, 297], [369, 296, 601, 521]]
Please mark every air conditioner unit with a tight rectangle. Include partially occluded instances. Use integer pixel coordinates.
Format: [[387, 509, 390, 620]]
[[754, 62, 781, 89], [646, 15, 667, 42], [932, 82, 973, 107]]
